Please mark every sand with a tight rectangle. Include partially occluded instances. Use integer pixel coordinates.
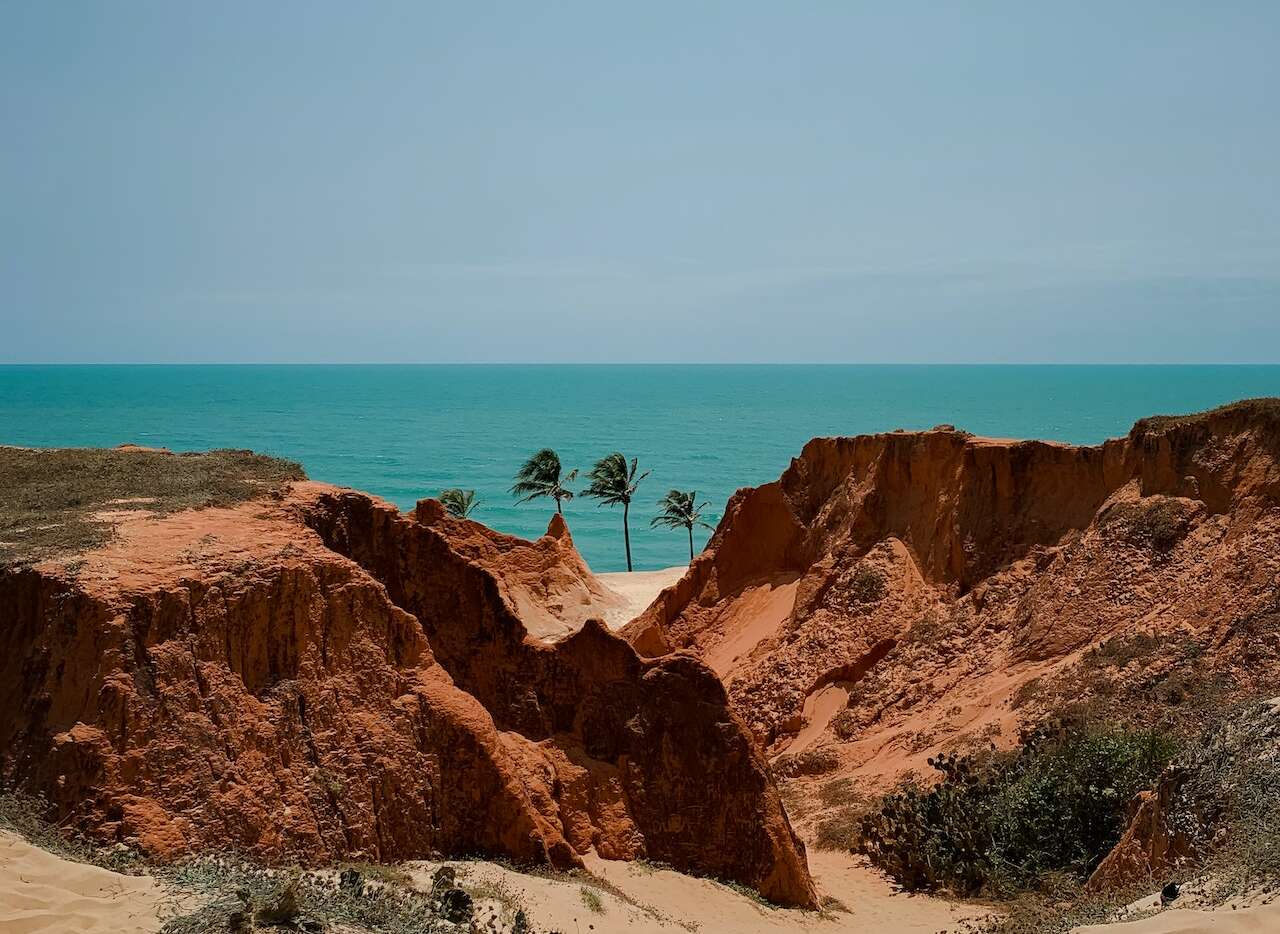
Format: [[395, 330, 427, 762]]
[[0, 832, 165, 933], [1073, 902, 1280, 934], [4, 827, 1274, 934], [596, 566, 686, 629], [790, 684, 851, 754], [406, 848, 969, 934], [703, 578, 800, 678]]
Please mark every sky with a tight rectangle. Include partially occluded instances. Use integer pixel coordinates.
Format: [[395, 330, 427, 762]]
[[2, 2, 1278, 363]]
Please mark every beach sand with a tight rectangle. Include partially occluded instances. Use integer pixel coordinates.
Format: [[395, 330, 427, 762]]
[[596, 565, 685, 629], [0, 831, 166, 933]]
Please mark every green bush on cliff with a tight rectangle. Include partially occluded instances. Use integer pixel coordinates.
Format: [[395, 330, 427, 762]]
[[857, 724, 1177, 895]]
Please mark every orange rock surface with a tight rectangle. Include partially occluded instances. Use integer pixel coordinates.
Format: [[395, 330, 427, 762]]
[[623, 400, 1280, 786], [0, 481, 817, 908]]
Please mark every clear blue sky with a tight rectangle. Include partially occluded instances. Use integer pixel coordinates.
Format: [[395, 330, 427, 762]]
[[3, 2, 1277, 363]]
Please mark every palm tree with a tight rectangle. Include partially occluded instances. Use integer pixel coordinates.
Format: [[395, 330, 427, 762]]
[[581, 452, 650, 572], [651, 489, 714, 562], [510, 448, 578, 515], [438, 488, 479, 519]]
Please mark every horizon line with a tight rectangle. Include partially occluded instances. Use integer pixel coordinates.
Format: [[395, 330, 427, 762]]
[[3, 361, 1280, 368]]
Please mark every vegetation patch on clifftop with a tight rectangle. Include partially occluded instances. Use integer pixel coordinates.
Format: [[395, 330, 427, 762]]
[[0, 445, 305, 565], [1129, 396, 1280, 435]]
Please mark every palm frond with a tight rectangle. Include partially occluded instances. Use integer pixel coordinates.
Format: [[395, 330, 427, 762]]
[[439, 488, 479, 518], [510, 478, 552, 501], [582, 451, 647, 507], [650, 514, 686, 529], [651, 488, 715, 530], [511, 448, 577, 506]]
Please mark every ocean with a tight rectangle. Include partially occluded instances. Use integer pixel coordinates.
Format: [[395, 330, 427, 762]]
[[2, 365, 1278, 572]]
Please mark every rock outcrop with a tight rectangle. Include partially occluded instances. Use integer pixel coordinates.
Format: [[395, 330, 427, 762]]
[[623, 400, 1280, 779], [412, 501, 627, 641], [0, 477, 817, 908], [299, 489, 815, 906]]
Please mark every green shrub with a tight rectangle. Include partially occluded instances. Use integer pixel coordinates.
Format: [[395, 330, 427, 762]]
[[847, 564, 887, 604], [857, 724, 1178, 895], [1104, 497, 1191, 554]]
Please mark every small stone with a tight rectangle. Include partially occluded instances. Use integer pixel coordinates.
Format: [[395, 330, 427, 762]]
[[339, 867, 364, 896], [431, 864, 457, 895], [437, 886, 473, 924]]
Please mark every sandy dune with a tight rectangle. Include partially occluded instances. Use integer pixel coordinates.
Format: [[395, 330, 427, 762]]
[[406, 849, 968, 934], [1073, 902, 1280, 934], [0, 832, 165, 934], [4, 821, 1275, 934]]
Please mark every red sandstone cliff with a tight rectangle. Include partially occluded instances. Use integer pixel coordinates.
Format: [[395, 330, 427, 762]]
[[622, 400, 1280, 775], [0, 479, 817, 908]]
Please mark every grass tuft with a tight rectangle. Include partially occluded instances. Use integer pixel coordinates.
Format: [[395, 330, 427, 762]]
[[579, 884, 605, 913]]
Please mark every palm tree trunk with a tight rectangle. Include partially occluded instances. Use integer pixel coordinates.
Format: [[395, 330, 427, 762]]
[[688, 524, 694, 562], [623, 501, 633, 572], [556, 496, 562, 515]]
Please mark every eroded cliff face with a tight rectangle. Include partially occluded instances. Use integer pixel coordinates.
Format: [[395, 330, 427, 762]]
[[622, 400, 1280, 776], [298, 490, 815, 907], [0, 497, 573, 869], [0, 480, 817, 908]]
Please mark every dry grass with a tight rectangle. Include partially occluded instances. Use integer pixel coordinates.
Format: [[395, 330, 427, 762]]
[[814, 807, 866, 851], [0, 789, 486, 933], [0, 446, 304, 565], [579, 884, 605, 913], [772, 746, 841, 779], [1011, 630, 1233, 742], [0, 788, 145, 876], [1131, 397, 1280, 435], [1102, 497, 1193, 554], [846, 563, 887, 604]]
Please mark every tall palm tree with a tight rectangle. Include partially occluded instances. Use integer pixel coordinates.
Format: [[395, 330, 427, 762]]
[[581, 452, 650, 572], [438, 488, 479, 519], [510, 448, 578, 515], [650, 489, 714, 562]]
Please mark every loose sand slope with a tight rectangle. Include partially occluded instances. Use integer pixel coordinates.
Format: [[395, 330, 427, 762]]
[[1074, 903, 1280, 934], [408, 849, 965, 933], [0, 832, 165, 934], [5, 828, 1274, 934]]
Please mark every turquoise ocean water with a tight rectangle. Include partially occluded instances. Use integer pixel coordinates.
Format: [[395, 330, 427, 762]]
[[2, 365, 1278, 572]]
